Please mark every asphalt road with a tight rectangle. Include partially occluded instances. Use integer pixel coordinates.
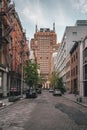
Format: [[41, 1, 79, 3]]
[[0, 90, 87, 130]]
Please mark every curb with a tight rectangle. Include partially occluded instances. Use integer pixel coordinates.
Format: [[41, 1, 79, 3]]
[[0, 97, 25, 111], [0, 102, 14, 110], [63, 95, 87, 108], [74, 101, 87, 108]]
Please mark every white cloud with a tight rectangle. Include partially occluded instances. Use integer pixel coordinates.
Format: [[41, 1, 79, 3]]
[[54, 8, 73, 27], [15, 0, 73, 29], [20, 0, 72, 29], [21, 1, 47, 26], [71, 0, 87, 14], [14, 0, 80, 42]]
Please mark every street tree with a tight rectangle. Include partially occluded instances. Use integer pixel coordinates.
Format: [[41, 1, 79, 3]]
[[38, 76, 44, 85], [49, 71, 66, 93], [56, 77, 66, 94], [24, 59, 39, 88], [49, 71, 58, 88]]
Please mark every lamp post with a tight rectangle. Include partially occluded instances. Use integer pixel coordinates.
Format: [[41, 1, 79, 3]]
[[20, 50, 23, 98], [8, 47, 13, 97], [20, 38, 25, 97], [20, 37, 29, 97]]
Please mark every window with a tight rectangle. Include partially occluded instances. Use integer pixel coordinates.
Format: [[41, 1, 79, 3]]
[[66, 71, 70, 79], [71, 69, 73, 76], [72, 32, 77, 36], [74, 55, 75, 61], [76, 52, 78, 59], [0, 0, 2, 7], [66, 61, 70, 68], [76, 66, 78, 75], [83, 47, 87, 64], [73, 68, 75, 76], [85, 65, 87, 80], [0, 22, 2, 37]]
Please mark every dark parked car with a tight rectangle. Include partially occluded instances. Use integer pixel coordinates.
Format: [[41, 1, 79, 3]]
[[26, 88, 37, 98], [53, 89, 62, 96], [36, 84, 42, 94], [36, 88, 42, 94]]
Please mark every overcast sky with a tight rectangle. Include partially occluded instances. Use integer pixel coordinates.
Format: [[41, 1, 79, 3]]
[[14, 0, 87, 42]]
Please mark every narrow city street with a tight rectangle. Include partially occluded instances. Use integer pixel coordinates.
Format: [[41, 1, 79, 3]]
[[0, 90, 87, 130]]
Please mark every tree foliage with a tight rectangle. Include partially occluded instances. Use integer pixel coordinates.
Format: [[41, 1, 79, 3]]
[[56, 77, 66, 94], [49, 71, 58, 88], [38, 75, 44, 85], [49, 71, 66, 94], [24, 60, 39, 88]]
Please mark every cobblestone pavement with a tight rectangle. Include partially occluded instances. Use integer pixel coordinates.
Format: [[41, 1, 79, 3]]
[[0, 90, 87, 130], [0, 99, 37, 130]]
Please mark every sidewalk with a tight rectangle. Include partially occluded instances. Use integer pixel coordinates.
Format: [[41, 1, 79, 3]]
[[63, 93, 87, 108], [0, 98, 13, 110], [0, 95, 26, 110]]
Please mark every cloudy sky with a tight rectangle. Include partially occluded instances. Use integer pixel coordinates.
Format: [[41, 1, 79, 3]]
[[14, 0, 87, 42]]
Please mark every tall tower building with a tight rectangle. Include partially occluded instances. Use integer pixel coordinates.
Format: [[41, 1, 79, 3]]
[[31, 23, 57, 81]]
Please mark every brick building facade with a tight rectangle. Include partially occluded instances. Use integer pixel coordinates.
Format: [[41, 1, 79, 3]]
[[0, 0, 29, 97], [70, 42, 80, 94], [31, 24, 57, 83]]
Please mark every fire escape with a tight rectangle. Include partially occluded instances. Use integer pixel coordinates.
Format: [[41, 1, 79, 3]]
[[0, 0, 15, 66], [0, 0, 14, 43]]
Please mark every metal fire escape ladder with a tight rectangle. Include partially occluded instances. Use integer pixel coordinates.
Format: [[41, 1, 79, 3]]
[[4, 3, 15, 66], [3, 3, 15, 42], [7, 3, 15, 14], [0, 1, 15, 43], [0, 1, 15, 66]]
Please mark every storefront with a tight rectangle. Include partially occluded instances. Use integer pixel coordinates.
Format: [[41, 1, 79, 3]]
[[9, 71, 21, 96], [0, 64, 8, 98]]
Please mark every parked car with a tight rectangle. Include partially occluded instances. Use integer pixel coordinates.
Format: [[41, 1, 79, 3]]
[[36, 88, 42, 94], [49, 88, 54, 93], [26, 88, 37, 98], [53, 89, 62, 96]]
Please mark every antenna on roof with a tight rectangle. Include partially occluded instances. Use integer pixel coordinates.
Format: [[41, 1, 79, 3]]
[[35, 24, 38, 33], [53, 22, 55, 32]]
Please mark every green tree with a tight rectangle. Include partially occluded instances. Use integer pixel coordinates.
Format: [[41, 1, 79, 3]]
[[56, 77, 66, 94], [38, 75, 44, 85], [49, 71, 58, 88], [49, 71, 66, 94], [24, 60, 39, 88]]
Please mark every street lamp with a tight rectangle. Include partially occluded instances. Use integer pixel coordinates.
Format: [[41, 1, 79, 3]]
[[20, 50, 23, 98], [8, 47, 13, 97]]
